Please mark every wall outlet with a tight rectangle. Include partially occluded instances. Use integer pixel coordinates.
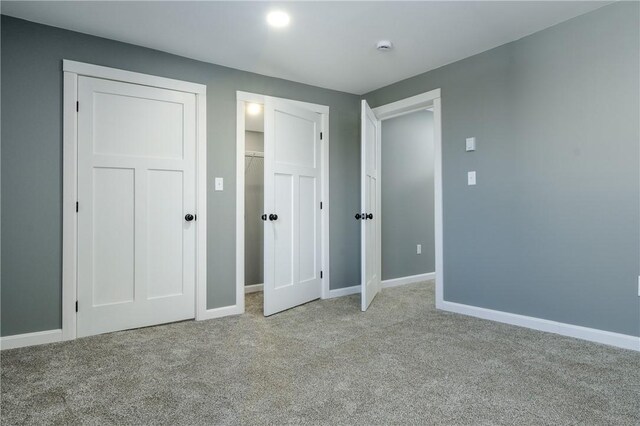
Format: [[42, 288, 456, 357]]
[[467, 171, 476, 186], [417, 244, 422, 254]]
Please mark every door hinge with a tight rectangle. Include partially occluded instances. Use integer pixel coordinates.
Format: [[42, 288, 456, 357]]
[[76, 201, 79, 212], [320, 201, 323, 210], [320, 132, 323, 140], [75, 301, 78, 312], [76, 101, 79, 112], [320, 271, 323, 279]]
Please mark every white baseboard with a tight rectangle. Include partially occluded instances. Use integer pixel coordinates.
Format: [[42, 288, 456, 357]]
[[438, 300, 639, 352], [245, 284, 263, 294], [327, 284, 360, 299], [382, 272, 435, 289], [1, 329, 63, 350], [197, 304, 243, 321]]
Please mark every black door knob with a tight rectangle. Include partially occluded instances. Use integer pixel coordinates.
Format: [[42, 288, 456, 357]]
[[261, 214, 267, 221], [355, 213, 361, 220], [269, 214, 278, 221], [185, 214, 194, 222], [367, 213, 373, 220]]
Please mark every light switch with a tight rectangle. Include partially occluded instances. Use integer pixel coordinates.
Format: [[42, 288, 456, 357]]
[[417, 244, 422, 255], [467, 171, 476, 186], [466, 137, 476, 152], [215, 177, 224, 191]]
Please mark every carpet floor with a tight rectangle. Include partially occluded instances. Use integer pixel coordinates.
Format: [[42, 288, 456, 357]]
[[2, 281, 639, 425]]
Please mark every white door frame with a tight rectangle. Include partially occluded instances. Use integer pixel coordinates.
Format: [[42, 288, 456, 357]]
[[62, 60, 208, 341], [370, 88, 443, 306], [236, 91, 331, 313]]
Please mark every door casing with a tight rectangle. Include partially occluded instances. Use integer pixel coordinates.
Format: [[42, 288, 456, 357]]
[[235, 91, 331, 314], [366, 89, 444, 307], [62, 60, 208, 341]]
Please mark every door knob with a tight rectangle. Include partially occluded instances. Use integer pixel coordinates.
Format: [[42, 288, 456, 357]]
[[367, 213, 373, 220], [355, 213, 361, 220], [261, 214, 267, 221], [269, 214, 278, 221], [185, 214, 194, 222]]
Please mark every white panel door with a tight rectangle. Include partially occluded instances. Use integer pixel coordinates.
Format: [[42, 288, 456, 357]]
[[263, 98, 322, 316], [361, 100, 382, 311], [77, 76, 196, 337]]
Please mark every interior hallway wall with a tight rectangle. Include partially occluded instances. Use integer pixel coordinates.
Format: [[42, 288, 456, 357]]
[[381, 110, 435, 280], [0, 16, 361, 336], [365, 2, 640, 337], [245, 131, 264, 286]]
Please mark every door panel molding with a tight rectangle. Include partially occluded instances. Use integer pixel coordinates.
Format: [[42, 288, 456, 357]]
[[62, 61, 207, 341]]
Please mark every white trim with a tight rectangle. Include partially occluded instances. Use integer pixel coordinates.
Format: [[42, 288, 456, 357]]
[[62, 60, 207, 343], [62, 72, 78, 341], [245, 284, 264, 294], [197, 305, 244, 321], [370, 90, 444, 309], [382, 272, 435, 289], [372, 88, 441, 121], [63, 60, 206, 95], [320, 112, 331, 299], [235, 91, 331, 313], [195, 87, 208, 321], [237, 91, 329, 114], [327, 285, 360, 299], [1, 329, 63, 350], [439, 301, 640, 352], [236, 100, 247, 314], [433, 98, 444, 307]]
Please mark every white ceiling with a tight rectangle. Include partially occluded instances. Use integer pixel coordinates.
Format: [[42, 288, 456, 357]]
[[1, 1, 609, 95]]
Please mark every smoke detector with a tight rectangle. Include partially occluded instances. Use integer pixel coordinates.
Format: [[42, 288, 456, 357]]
[[376, 40, 393, 51]]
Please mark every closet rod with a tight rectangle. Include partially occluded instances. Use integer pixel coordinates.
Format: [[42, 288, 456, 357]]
[[245, 151, 264, 158]]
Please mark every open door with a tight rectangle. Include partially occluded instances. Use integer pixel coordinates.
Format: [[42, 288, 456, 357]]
[[263, 97, 323, 316], [360, 100, 382, 311]]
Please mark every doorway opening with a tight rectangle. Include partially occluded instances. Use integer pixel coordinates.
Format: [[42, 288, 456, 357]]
[[236, 92, 331, 317], [360, 89, 443, 311], [243, 103, 266, 313], [380, 108, 436, 284]]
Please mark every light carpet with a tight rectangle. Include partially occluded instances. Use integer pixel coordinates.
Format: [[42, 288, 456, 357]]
[[2, 281, 639, 425]]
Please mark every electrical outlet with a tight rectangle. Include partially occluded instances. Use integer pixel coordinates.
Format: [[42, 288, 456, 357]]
[[417, 244, 422, 254]]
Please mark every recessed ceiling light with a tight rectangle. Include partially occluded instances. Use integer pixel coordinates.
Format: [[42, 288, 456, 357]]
[[267, 11, 290, 28], [246, 103, 262, 115]]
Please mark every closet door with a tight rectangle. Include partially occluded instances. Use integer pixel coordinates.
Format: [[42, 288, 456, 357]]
[[263, 97, 322, 316], [76, 76, 196, 337]]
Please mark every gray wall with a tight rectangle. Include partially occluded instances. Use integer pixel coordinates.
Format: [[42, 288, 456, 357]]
[[0, 16, 361, 336], [245, 131, 264, 286], [366, 2, 640, 336], [381, 110, 435, 280]]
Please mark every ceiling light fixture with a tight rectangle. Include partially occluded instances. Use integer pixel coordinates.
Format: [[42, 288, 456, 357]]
[[246, 103, 262, 115], [267, 11, 290, 28]]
